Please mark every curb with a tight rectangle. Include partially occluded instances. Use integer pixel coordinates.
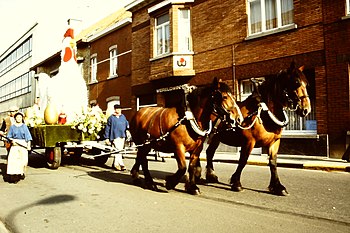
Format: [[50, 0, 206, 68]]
[[124, 153, 350, 173], [210, 158, 350, 173]]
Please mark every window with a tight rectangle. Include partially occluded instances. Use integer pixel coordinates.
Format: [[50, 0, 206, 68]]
[[0, 72, 32, 102], [248, 0, 294, 35], [90, 55, 97, 83], [109, 46, 118, 77], [347, 0, 350, 15], [178, 9, 191, 52], [106, 97, 120, 115], [0, 36, 32, 76], [137, 94, 157, 110], [155, 13, 170, 56], [239, 78, 264, 101]]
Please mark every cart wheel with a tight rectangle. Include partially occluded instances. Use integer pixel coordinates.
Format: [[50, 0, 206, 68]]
[[69, 148, 83, 164], [46, 147, 61, 169]]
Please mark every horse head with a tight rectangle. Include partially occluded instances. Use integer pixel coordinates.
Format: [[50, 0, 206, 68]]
[[281, 62, 311, 117], [210, 78, 243, 125]]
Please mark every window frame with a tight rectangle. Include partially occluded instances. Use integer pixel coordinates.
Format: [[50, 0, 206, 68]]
[[154, 13, 170, 57], [178, 8, 191, 53], [109, 45, 118, 78], [347, 0, 350, 16], [247, 0, 295, 38], [0, 36, 32, 76], [0, 72, 31, 102], [90, 54, 97, 84]]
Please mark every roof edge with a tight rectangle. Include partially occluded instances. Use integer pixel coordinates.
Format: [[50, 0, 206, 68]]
[[87, 17, 132, 42]]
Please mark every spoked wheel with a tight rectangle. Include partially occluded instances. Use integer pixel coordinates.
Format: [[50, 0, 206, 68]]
[[46, 147, 61, 169]]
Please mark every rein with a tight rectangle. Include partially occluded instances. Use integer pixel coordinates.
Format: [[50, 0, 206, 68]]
[[134, 115, 187, 148]]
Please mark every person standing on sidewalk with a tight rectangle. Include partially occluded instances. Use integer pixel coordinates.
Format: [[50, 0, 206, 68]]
[[104, 104, 130, 171], [6, 112, 32, 183]]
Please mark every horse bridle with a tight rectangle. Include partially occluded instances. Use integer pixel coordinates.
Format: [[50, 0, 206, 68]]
[[283, 72, 309, 111], [211, 89, 238, 125]]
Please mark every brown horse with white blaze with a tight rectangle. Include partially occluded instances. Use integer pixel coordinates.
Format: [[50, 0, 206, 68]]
[[129, 78, 241, 195], [206, 62, 311, 196]]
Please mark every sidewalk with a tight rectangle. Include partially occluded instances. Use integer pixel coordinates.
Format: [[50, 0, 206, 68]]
[[206, 152, 350, 172]]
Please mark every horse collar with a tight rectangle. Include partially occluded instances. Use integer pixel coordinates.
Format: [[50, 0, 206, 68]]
[[259, 102, 289, 127]]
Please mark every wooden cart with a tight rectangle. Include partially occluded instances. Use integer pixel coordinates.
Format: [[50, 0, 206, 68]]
[[30, 125, 110, 169]]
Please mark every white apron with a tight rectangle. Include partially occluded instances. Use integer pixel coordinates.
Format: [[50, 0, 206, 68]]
[[7, 140, 28, 175]]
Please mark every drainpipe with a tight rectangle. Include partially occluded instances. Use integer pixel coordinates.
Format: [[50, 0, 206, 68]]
[[232, 44, 238, 100]]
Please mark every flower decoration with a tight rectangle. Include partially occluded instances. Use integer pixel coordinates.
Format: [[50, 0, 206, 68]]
[[25, 106, 45, 127], [71, 106, 107, 139]]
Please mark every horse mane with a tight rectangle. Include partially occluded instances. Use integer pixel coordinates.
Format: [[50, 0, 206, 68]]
[[187, 85, 211, 111], [186, 80, 232, 111], [258, 70, 288, 106]]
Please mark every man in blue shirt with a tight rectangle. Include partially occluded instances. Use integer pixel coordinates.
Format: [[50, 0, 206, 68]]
[[104, 104, 130, 171]]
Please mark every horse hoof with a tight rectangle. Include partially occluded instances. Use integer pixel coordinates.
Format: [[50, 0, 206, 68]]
[[206, 174, 219, 183], [185, 183, 201, 195], [189, 189, 201, 195], [281, 190, 289, 196], [165, 176, 176, 190], [187, 187, 201, 195], [145, 182, 158, 191], [268, 186, 289, 196], [130, 170, 139, 179], [230, 178, 243, 192], [231, 185, 243, 192]]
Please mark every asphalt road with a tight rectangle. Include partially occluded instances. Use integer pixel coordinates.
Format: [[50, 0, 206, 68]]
[[0, 151, 349, 233]]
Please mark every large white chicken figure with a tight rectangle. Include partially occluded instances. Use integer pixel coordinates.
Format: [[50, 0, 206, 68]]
[[38, 27, 88, 123]]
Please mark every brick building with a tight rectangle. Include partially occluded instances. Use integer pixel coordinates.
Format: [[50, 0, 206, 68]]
[[85, 9, 133, 120], [126, 0, 350, 158]]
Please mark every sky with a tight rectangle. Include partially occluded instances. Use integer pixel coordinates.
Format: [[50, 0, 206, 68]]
[[0, 0, 132, 56]]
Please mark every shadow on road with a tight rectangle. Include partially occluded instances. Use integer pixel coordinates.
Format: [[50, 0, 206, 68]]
[[86, 169, 177, 193], [5, 194, 76, 233], [0, 162, 8, 182]]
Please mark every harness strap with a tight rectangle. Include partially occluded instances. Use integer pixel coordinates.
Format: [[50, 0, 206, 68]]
[[259, 102, 289, 127], [237, 106, 263, 130], [237, 101, 289, 130], [135, 115, 187, 148]]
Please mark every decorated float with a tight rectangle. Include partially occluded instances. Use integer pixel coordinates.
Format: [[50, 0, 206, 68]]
[[26, 27, 112, 169]]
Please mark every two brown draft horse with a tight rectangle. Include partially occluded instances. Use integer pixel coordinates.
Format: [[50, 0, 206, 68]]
[[129, 78, 240, 195], [206, 62, 311, 196]]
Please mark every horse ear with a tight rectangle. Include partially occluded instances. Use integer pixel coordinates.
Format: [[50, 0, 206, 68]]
[[298, 65, 305, 72]]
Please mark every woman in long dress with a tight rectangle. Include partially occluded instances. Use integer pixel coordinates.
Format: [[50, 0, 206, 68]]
[[6, 112, 32, 183]]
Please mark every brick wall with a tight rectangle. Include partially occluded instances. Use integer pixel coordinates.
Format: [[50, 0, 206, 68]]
[[129, 0, 350, 157], [323, 0, 350, 156], [89, 24, 133, 119], [131, 6, 151, 87]]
